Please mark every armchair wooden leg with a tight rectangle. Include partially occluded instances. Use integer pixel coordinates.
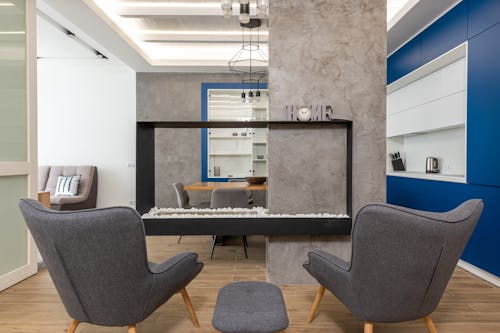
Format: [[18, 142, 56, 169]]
[[364, 322, 374, 333], [423, 316, 438, 333], [306, 285, 326, 323], [66, 320, 79, 333], [128, 324, 136, 333], [180, 288, 200, 328]]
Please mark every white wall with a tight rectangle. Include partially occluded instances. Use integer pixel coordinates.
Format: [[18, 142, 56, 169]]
[[38, 59, 136, 208]]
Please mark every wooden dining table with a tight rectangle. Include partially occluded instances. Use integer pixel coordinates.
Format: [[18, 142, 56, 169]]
[[184, 182, 267, 191]]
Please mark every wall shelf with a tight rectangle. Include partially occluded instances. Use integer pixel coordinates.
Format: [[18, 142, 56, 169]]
[[209, 136, 252, 140], [210, 153, 252, 156], [386, 43, 467, 182], [387, 171, 466, 183], [136, 119, 353, 230]]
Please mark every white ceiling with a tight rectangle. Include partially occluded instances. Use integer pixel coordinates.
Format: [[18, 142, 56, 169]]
[[36, 0, 462, 71], [37, 13, 98, 59], [83, 0, 268, 68]]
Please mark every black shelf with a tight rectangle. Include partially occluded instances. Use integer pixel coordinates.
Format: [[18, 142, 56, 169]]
[[143, 217, 352, 236], [137, 120, 352, 129], [136, 120, 353, 236]]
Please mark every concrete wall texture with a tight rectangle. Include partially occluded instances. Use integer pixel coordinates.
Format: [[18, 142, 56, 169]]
[[137, 73, 239, 208], [266, 0, 387, 283]]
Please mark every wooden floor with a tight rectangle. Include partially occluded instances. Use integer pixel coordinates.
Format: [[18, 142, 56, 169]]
[[0, 236, 499, 333]]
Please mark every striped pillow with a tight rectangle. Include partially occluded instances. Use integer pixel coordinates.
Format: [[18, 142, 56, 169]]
[[55, 175, 80, 196]]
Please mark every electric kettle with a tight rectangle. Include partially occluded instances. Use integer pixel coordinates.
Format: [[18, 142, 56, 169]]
[[426, 157, 439, 173]]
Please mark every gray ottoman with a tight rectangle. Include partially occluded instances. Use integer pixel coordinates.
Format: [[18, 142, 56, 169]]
[[212, 281, 289, 333]]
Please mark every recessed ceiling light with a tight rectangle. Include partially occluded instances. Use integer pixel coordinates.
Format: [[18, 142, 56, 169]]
[[387, 0, 411, 22], [0, 2, 15, 6], [134, 30, 269, 36], [113, 2, 222, 8]]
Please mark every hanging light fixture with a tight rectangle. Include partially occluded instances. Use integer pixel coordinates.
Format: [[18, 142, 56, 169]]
[[256, 0, 269, 18], [239, 0, 250, 24], [221, 0, 232, 18], [221, 0, 268, 23]]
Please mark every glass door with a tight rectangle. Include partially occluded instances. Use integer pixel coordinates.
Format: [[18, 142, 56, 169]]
[[0, 0, 38, 291]]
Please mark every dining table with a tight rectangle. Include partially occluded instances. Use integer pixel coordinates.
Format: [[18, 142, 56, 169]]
[[184, 181, 267, 191]]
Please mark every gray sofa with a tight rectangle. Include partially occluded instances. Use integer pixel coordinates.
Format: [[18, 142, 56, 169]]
[[38, 165, 97, 210]]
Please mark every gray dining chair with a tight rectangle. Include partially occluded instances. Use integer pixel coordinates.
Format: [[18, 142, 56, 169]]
[[210, 188, 250, 259], [303, 199, 483, 333], [18, 198, 204, 333], [227, 179, 254, 206], [173, 182, 210, 243], [173, 182, 210, 209]]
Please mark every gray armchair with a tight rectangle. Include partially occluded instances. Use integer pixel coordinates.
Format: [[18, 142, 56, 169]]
[[18, 199, 203, 333], [303, 199, 483, 333]]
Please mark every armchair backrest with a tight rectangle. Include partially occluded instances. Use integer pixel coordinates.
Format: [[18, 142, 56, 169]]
[[210, 188, 250, 209], [349, 199, 483, 321], [18, 199, 152, 326]]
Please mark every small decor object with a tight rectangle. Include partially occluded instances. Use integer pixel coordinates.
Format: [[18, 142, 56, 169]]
[[389, 152, 405, 171], [297, 106, 312, 121], [232, 132, 238, 136], [257, 155, 264, 159], [425, 157, 439, 173], [55, 175, 80, 196], [246, 176, 267, 184], [241, 132, 247, 136], [285, 105, 334, 121]]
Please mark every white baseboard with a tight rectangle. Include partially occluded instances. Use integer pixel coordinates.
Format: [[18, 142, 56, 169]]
[[0, 263, 38, 292], [458, 259, 500, 287]]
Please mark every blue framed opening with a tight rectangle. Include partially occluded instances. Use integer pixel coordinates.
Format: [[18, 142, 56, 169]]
[[201, 82, 268, 182]]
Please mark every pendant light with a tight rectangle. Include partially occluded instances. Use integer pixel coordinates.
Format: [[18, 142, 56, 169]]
[[239, 0, 250, 24], [221, 0, 232, 18]]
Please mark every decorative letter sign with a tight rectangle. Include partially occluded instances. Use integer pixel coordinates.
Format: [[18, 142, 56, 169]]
[[285, 105, 334, 121]]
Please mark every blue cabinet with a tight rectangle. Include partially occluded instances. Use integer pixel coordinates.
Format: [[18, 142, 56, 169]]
[[467, 22, 500, 187], [387, 176, 500, 277], [468, 0, 500, 38], [387, 37, 421, 84], [420, 1, 467, 64]]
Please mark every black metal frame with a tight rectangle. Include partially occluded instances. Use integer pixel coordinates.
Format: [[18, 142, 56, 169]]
[[137, 120, 353, 236]]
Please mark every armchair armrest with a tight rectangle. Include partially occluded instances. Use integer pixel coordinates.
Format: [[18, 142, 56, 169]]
[[305, 249, 351, 272], [143, 252, 203, 318], [148, 252, 201, 274]]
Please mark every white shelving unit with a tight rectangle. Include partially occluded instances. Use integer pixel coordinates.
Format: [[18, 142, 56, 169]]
[[207, 89, 268, 179], [386, 43, 467, 183]]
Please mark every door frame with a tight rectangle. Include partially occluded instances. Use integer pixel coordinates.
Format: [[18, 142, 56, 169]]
[[0, 0, 38, 291]]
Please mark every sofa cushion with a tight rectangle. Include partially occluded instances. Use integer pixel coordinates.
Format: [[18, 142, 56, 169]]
[[50, 195, 87, 205], [38, 166, 50, 192], [55, 175, 81, 196], [46, 166, 95, 199]]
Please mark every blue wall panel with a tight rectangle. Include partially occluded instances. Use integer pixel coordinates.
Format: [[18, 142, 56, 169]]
[[468, 22, 500, 187], [420, 1, 467, 64], [387, 0, 500, 276], [387, 37, 421, 84], [468, 0, 500, 38], [387, 176, 500, 276]]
